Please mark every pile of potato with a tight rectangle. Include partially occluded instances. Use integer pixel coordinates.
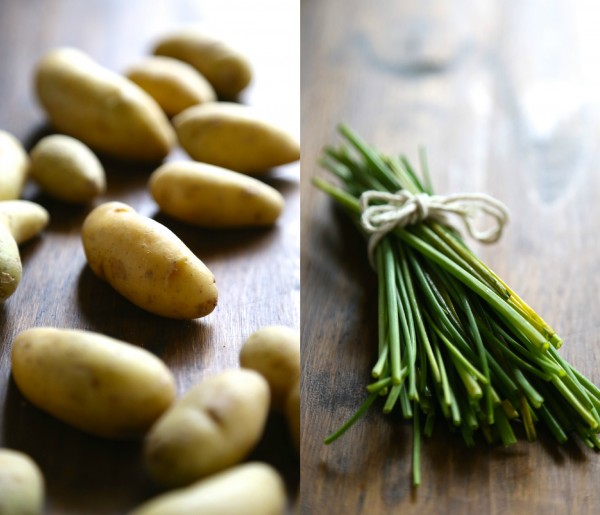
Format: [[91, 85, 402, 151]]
[[0, 29, 300, 515], [5, 325, 300, 514]]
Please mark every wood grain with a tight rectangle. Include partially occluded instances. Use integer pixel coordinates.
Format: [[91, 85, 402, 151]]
[[0, 0, 299, 513], [301, 0, 600, 514]]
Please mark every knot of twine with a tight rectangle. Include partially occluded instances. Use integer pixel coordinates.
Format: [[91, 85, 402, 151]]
[[360, 190, 510, 268]]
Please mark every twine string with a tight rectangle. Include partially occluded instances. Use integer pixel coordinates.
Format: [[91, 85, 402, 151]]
[[359, 190, 510, 268]]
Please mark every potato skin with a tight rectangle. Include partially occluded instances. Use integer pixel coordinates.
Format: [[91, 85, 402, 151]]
[[0, 200, 49, 245], [81, 201, 217, 319], [0, 222, 21, 302], [0, 130, 28, 200], [125, 56, 216, 117], [144, 369, 270, 487], [153, 30, 252, 99], [11, 327, 176, 439], [29, 134, 105, 203], [130, 462, 285, 515], [0, 200, 47, 302], [173, 102, 300, 174], [149, 161, 284, 228], [0, 448, 45, 515], [239, 326, 300, 411], [35, 47, 175, 161]]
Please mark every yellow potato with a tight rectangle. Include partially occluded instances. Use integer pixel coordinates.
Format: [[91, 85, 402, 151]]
[[239, 326, 300, 411], [11, 327, 176, 439], [0, 448, 44, 515], [0, 222, 22, 302], [153, 30, 252, 98], [173, 102, 300, 174], [0, 200, 48, 302], [35, 47, 175, 161], [129, 462, 285, 515], [125, 56, 216, 117], [144, 369, 270, 487], [0, 130, 28, 200], [0, 200, 49, 245], [29, 134, 105, 203], [81, 201, 217, 319], [286, 379, 300, 453], [149, 161, 284, 228]]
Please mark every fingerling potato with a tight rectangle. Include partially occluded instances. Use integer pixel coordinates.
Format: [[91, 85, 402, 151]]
[[81, 201, 217, 319], [35, 47, 175, 161], [0, 448, 45, 515], [173, 102, 300, 174], [11, 327, 176, 439], [153, 30, 252, 99], [0, 130, 28, 200], [0, 200, 48, 302], [239, 326, 300, 411], [125, 56, 216, 117], [0, 200, 49, 245], [149, 161, 284, 228], [129, 462, 285, 515], [0, 222, 22, 302], [144, 369, 270, 487], [29, 134, 105, 203]]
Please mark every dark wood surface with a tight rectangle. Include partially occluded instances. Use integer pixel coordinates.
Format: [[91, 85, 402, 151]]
[[0, 1, 299, 513], [301, 1, 600, 514]]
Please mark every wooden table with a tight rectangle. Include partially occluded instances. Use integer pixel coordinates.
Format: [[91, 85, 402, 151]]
[[301, 1, 600, 513], [0, 1, 299, 513]]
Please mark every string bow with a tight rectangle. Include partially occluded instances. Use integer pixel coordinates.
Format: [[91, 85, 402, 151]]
[[359, 189, 510, 268]]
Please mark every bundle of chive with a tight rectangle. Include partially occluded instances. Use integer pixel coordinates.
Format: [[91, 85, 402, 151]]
[[313, 124, 600, 486]]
